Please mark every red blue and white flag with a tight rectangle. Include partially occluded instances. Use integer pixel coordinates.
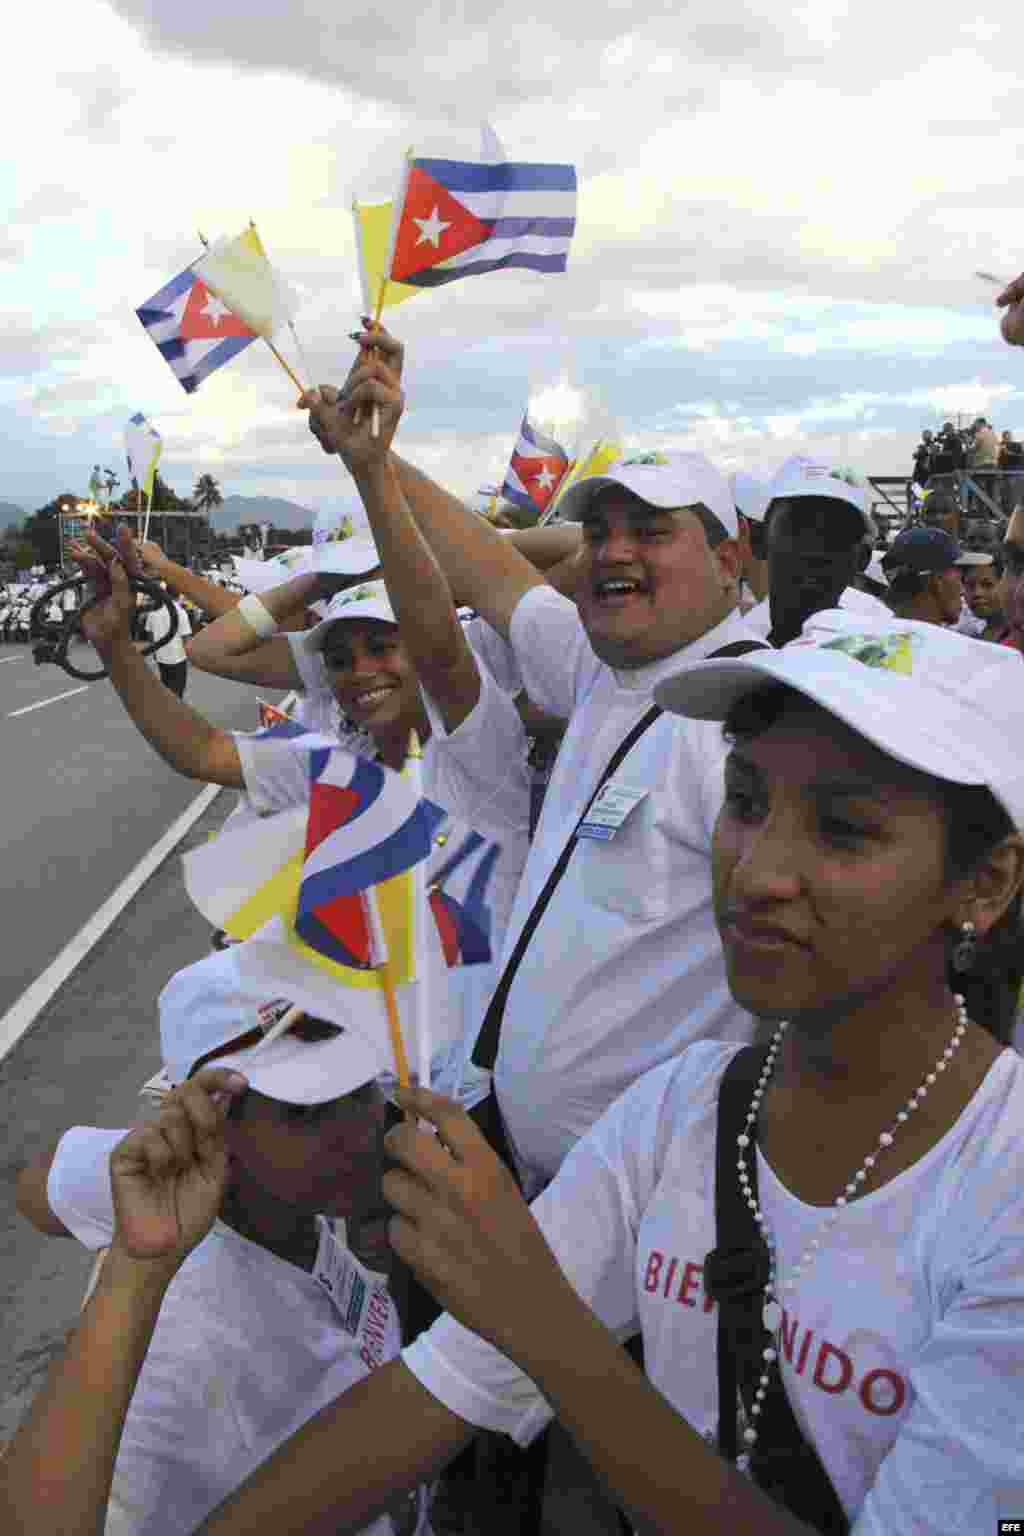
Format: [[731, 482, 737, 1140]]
[[429, 830, 497, 967], [136, 261, 257, 394], [389, 157, 576, 288], [501, 415, 571, 516], [295, 750, 445, 969]]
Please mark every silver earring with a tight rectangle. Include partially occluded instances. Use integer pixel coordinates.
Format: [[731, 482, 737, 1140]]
[[952, 920, 977, 972]]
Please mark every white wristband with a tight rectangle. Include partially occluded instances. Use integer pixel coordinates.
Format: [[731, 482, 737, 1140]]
[[237, 593, 278, 639]]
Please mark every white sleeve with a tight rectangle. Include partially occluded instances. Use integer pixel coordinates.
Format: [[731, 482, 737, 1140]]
[[232, 733, 315, 816], [421, 669, 531, 841], [47, 1127, 126, 1250], [177, 605, 192, 638], [286, 632, 331, 700], [462, 618, 523, 696], [401, 1061, 676, 1445], [507, 585, 596, 721], [853, 1221, 1024, 1533]]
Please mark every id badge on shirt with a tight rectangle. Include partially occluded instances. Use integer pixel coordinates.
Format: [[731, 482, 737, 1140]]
[[576, 778, 649, 841], [313, 1219, 376, 1336]]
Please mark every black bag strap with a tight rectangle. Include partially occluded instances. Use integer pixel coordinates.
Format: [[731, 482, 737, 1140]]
[[705, 1047, 850, 1533], [472, 701, 663, 1070]]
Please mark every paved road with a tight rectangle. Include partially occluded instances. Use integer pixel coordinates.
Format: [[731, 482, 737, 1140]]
[[0, 788, 241, 1444], [0, 642, 273, 1019]]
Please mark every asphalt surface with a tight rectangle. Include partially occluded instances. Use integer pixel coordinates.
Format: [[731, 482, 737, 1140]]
[[0, 642, 268, 1019]]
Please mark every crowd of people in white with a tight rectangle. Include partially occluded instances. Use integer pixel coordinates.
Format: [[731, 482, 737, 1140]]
[[4, 272, 1024, 1536]]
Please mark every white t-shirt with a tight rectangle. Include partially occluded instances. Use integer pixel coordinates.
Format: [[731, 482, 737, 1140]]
[[744, 585, 892, 640], [233, 666, 532, 1108], [48, 1127, 426, 1536], [492, 586, 757, 1190], [403, 1041, 1024, 1533], [954, 604, 988, 637], [143, 600, 192, 665]]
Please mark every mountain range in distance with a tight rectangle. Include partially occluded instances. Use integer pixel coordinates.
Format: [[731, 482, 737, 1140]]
[[211, 495, 316, 532]]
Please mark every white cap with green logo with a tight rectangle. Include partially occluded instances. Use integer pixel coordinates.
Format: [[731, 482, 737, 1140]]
[[654, 611, 1024, 828], [554, 450, 738, 539]]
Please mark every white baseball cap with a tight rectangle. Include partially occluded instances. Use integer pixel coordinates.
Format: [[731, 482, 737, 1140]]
[[233, 536, 381, 597], [730, 470, 770, 525], [159, 945, 385, 1104], [553, 450, 738, 539], [302, 579, 397, 655], [654, 612, 1024, 828], [766, 456, 874, 536]]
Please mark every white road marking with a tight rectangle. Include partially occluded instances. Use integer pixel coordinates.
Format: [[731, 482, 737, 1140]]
[[0, 655, 26, 664], [0, 690, 295, 1065], [8, 685, 89, 717], [0, 782, 223, 1063]]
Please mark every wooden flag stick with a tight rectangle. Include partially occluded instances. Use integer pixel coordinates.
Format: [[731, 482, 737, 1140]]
[[379, 957, 412, 1089], [263, 336, 307, 398], [369, 276, 390, 439], [364, 888, 411, 1089]]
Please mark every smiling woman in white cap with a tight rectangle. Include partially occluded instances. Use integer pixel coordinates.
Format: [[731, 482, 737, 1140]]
[[154, 614, 1024, 1536]]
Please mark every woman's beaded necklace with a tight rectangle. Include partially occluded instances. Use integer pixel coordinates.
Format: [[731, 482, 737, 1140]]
[[732, 994, 970, 1465]]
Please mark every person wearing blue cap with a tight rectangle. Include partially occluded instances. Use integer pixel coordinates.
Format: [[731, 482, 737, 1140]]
[[882, 527, 990, 627]]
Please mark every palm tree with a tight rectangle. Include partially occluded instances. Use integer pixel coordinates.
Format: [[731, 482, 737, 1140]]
[[192, 474, 223, 519]]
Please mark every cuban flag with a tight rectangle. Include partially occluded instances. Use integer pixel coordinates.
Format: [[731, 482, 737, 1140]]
[[295, 751, 445, 969], [501, 415, 571, 516], [389, 156, 576, 288], [136, 261, 257, 394], [428, 831, 498, 967]]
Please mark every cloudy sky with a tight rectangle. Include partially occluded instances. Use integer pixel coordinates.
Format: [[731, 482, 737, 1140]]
[[3, 0, 1023, 525]]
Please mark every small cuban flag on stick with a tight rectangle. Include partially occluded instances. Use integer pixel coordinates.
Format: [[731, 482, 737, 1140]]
[[182, 742, 450, 1086], [123, 412, 162, 535], [501, 414, 572, 519], [136, 252, 258, 395], [359, 126, 577, 437], [136, 225, 307, 398]]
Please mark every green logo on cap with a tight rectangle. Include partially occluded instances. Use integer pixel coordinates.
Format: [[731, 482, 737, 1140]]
[[620, 451, 668, 467], [335, 583, 379, 607], [821, 631, 915, 674]]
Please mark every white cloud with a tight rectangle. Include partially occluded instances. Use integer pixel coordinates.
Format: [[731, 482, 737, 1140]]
[[1, 0, 1022, 517]]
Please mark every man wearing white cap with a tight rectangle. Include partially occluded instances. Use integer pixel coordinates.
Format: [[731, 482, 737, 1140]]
[[744, 458, 890, 645], [14, 943, 430, 1536], [308, 333, 761, 1198]]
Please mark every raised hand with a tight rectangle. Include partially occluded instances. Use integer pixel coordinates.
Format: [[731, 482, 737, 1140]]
[[72, 527, 143, 658], [382, 1086, 573, 1358], [109, 1067, 247, 1268], [998, 271, 1024, 346], [302, 355, 405, 475]]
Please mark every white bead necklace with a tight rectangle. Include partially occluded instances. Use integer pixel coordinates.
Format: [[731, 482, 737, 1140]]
[[733, 993, 970, 1465]]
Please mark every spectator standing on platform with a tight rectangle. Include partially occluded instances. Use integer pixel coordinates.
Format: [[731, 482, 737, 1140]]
[[911, 429, 934, 496], [1000, 430, 1024, 515]]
